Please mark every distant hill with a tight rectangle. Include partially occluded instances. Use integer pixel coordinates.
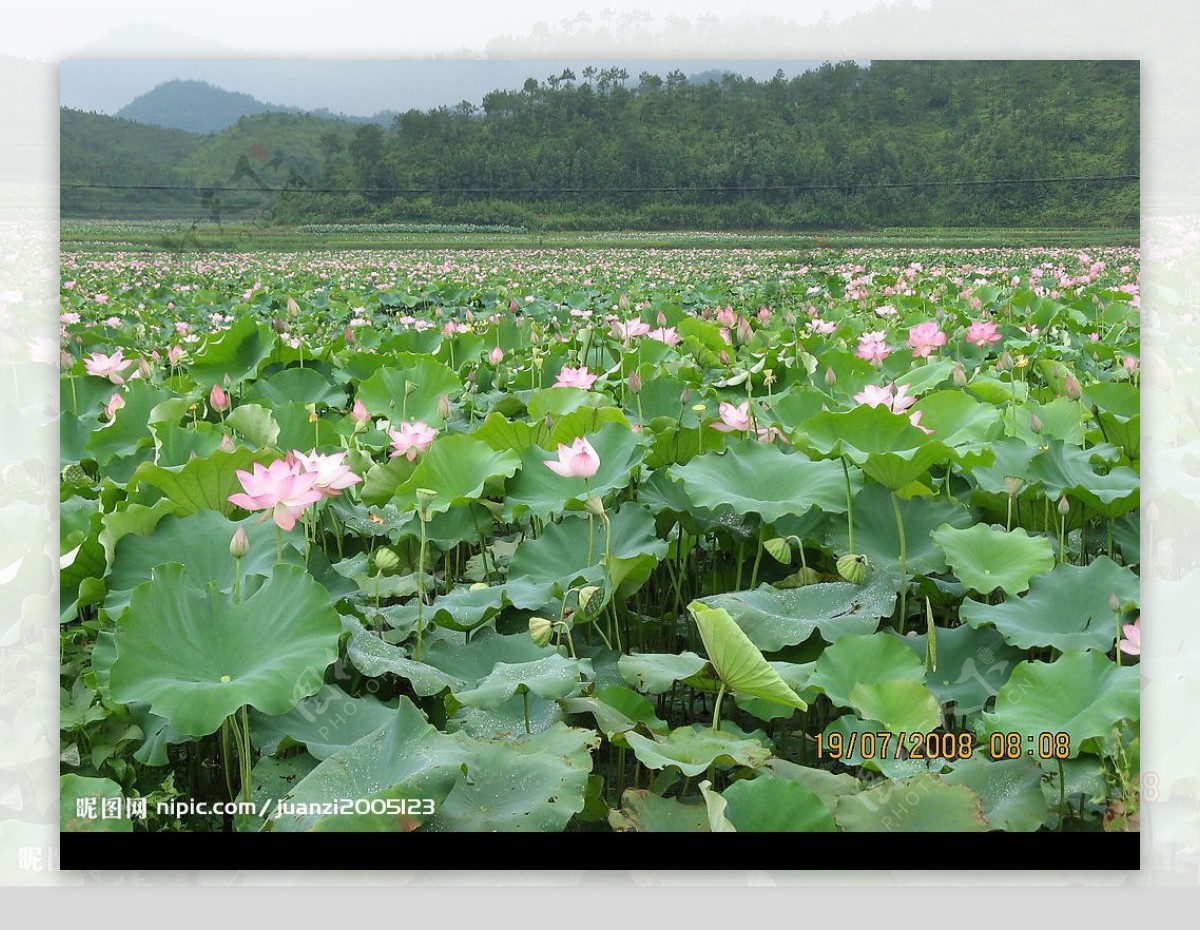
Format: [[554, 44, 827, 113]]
[[116, 79, 295, 133], [115, 79, 395, 134]]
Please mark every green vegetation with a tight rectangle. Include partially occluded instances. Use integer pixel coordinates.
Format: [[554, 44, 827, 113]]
[[62, 60, 1139, 231]]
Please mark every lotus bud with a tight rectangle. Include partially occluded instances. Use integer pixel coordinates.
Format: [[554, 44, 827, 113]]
[[287, 296, 300, 316], [996, 351, 1013, 371], [824, 367, 837, 386], [657, 311, 667, 326], [272, 317, 286, 333], [719, 349, 732, 366], [679, 388, 691, 407], [373, 547, 400, 573], [1058, 496, 1071, 516], [628, 370, 642, 394], [837, 553, 869, 585], [763, 370, 777, 388], [344, 326, 356, 343], [220, 433, 236, 453], [584, 495, 606, 517], [736, 318, 753, 344], [1064, 372, 1082, 400], [489, 346, 505, 365], [578, 585, 603, 615], [952, 363, 967, 388], [1108, 592, 1121, 612], [210, 383, 230, 412], [1003, 476, 1025, 498], [230, 526, 249, 560], [1030, 412, 1043, 434], [138, 357, 152, 380], [529, 616, 554, 648], [438, 394, 452, 421]]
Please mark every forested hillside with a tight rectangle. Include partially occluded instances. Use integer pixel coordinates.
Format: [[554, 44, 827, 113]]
[[62, 60, 1139, 229]]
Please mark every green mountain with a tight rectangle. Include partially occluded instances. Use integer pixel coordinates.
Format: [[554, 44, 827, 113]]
[[116, 79, 295, 134]]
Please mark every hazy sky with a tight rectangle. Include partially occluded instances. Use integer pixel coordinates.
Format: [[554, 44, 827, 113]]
[[60, 59, 835, 117]]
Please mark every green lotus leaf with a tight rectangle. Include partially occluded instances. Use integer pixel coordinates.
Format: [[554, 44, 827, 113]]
[[1084, 382, 1139, 460], [446, 690, 566, 740], [151, 420, 226, 468], [392, 434, 520, 514], [429, 724, 599, 832], [243, 367, 345, 408], [910, 390, 1003, 447], [895, 358, 957, 395], [503, 421, 644, 519], [130, 447, 279, 518], [270, 401, 341, 451], [624, 725, 772, 777], [698, 779, 735, 832], [560, 685, 668, 742], [942, 754, 1051, 832], [825, 483, 974, 576], [527, 386, 612, 419], [473, 412, 538, 456], [668, 439, 852, 524], [823, 715, 942, 779], [341, 616, 459, 696], [891, 624, 1022, 713], [546, 406, 634, 446], [808, 632, 927, 709], [618, 651, 710, 694], [968, 437, 1041, 496], [109, 562, 341, 736], [268, 698, 468, 831], [359, 457, 417, 507], [608, 789, 709, 832], [959, 556, 1140, 652], [1028, 440, 1139, 518], [848, 679, 941, 732], [980, 651, 1139, 756], [236, 753, 319, 833], [105, 510, 302, 615], [835, 776, 988, 832], [690, 602, 807, 710], [225, 403, 280, 449], [931, 524, 1054, 596], [699, 575, 895, 652], [252, 685, 398, 759], [453, 653, 590, 709], [85, 381, 170, 462], [761, 758, 862, 809], [721, 776, 837, 832], [98, 499, 177, 564], [61, 774, 131, 832], [189, 315, 276, 385], [381, 583, 508, 633], [356, 356, 461, 426], [61, 511, 106, 623]]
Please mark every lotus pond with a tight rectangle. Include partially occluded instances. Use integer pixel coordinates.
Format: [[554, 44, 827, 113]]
[[59, 245, 1141, 834]]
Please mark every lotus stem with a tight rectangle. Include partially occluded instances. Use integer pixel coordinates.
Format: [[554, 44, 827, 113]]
[[712, 683, 728, 732], [522, 690, 531, 735], [891, 491, 908, 632], [842, 457, 855, 552], [416, 510, 428, 662], [750, 523, 766, 589]]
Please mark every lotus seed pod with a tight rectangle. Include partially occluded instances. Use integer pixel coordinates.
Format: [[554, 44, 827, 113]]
[[61, 463, 91, 488], [1003, 476, 1026, 497], [578, 585, 604, 615], [229, 526, 249, 560], [416, 488, 438, 513], [373, 547, 400, 573], [763, 537, 793, 565], [837, 553, 869, 585], [528, 617, 554, 647]]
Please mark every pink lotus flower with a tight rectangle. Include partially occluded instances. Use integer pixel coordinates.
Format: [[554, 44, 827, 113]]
[[854, 381, 916, 414], [646, 326, 680, 346], [908, 410, 934, 435], [756, 425, 787, 444], [85, 350, 133, 384], [544, 437, 600, 478], [228, 459, 324, 531], [808, 318, 837, 335], [167, 345, 186, 366], [1124, 355, 1139, 372], [856, 331, 891, 366], [965, 320, 1002, 347], [612, 319, 651, 341], [489, 346, 505, 364], [710, 400, 751, 432], [350, 398, 370, 425], [554, 366, 598, 390], [288, 449, 362, 498], [210, 384, 230, 413], [1119, 617, 1140, 656], [388, 420, 439, 461], [908, 321, 947, 358], [104, 393, 125, 420]]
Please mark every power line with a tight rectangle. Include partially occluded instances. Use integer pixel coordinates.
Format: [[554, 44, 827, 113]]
[[60, 174, 1139, 196]]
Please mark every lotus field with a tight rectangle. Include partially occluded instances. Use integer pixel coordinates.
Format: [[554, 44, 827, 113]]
[[59, 246, 1141, 833]]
